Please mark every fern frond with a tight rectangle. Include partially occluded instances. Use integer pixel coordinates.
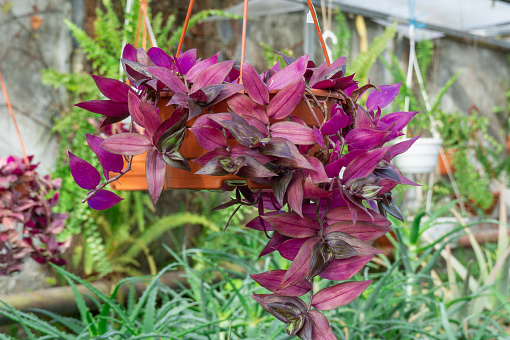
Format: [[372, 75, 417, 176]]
[[430, 72, 460, 114], [351, 23, 397, 82], [332, 9, 351, 59], [416, 39, 434, 85]]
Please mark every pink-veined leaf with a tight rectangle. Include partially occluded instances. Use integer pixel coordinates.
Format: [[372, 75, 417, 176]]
[[68, 152, 101, 190], [75, 100, 128, 117], [270, 121, 315, 145], [279, 236, 320, 289], [261, 212, 319, 238], [144, 66, 188, 94], [101, 133, 153, 155], [251, 270, 312, 296], [91, 75, 131, 103], [242, 63, 269, 105], [190, 60, 235, 93], [267, 55, 309, 90], [287, 172, 304, 217], [267, 79, 305, 119], [189, 126, 229, 151], [319, 256, 374, 281], [139, 100, 162, 138], [342, 147, 389, 182], [311, 280, 372, 310], [309, 310, 337, 340], [366, 82, 402, 110], [145, 148, 166, 206]]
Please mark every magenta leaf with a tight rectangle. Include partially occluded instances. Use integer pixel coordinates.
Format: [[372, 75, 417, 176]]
[[321, 105, 349, 135], [278, 238, 307, 261], [245, 213, 277, 232], [311, 280, 372, 310], [262, 212, 319, 238], [87, 189, 124, 210], [91, 75, 131, 103], [230, 144, 274, 165], [379, 111, 419, 132], [185, 52, 220, 83], [101, 133, 154, 155], [287, 173, 304, 217], [85, 134, 124, 179], [366, 82, 402, 110], [139, 100, 162, 138], [251, 270, 312, 296], [325, 206, 391, 227], [388, 136, 420, 160], [270, 121, 315, 145], [194, 156, 230, 176], [267, 79, 306, 119], [128, 91, 145, 127], [176, 49, 197, 75], [75, 100, 129, 118], [144, 66, 188, 94], [189, 126, 228, 151], [192, 149, 230, 167], [267, 55, 309, 90], [324, 231, 383, 256], [344, 128, 390, 150], [303, 177, 333, 200], [68, 152, 100, 190], [209, 83, 244, 106], [301, 157, 329, 183], [320, 256, 374, 281], [235, 156, 277, 178], [190, 60, 235, 93], [145, 148, 166, 206], [342, 147, 389, 182], [162, 151, 190, 172], [212, 112, 264, 148], [313, 126, 325, 148], [242, 63, 269, 105], [272, 140, 314, 170], [325, 221, 390, 242], [154, 107, 188, 147], [259, 232, 289, 257], [147, 47, 173, 69], [136, 47, 155, 66], [251, 294, 307, 324], [122, 43, 137, 61], [308, 310, 337, 340], [279, 236, 320, 289], [258, 138, 292, 159]]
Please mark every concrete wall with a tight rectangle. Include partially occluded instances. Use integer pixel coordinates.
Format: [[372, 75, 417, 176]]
[[0, 0, 71, 174]]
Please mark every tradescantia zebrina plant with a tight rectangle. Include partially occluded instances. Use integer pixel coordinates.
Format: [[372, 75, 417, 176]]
[[72, 43, 420, 339]]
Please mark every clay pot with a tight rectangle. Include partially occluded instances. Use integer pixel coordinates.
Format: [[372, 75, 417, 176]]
[[111, 89, 339, 191], [438, 148, 456, 175]]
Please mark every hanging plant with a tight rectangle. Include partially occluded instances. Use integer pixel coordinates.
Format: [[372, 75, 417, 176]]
[[69, 39, 420, 338]]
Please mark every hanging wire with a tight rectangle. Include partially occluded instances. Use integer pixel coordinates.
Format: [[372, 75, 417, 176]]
[[176, 0, 195, 58], [239, 0, 249, 83], [306, 0, 331, 66], [1, 70, 29, 167]]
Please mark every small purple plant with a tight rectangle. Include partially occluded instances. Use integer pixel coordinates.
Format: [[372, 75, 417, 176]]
[[73, 44, 420, 339], [0, 155, 69, 275]]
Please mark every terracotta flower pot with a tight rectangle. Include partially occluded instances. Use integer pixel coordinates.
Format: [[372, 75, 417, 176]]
[[111, 89, 338, 191], [438, 148, 456, 175]]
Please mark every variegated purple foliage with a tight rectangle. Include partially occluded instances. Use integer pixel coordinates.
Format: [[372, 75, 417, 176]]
[[0, 155, 69, 275], [73, 44, 420, 339]]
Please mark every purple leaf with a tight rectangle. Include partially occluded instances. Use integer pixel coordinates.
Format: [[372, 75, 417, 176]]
[[185, 52, 220, 83], [287, 173, 304, 217], [345, 128, 390, 150], [270, 122, 315, 145], [101, 133, 153, 155], [258, 137, 292, 159], [379, 111, 419, 132], [145, 148, 166, 206], [189, 126, 228, 151], [267, 79, 306, 119], [311, 280, 372, 310], [162, 151, 190, 172], [167, 92, 188, 108], [147, 47, 173, 69], [139, 100, 162, 138], [366, 82, 402, 110], [212, 112, 265, 148], [251, 270, 312, 296], [122, 43, 137, 61], [301, 157, 329, 183], [242, 63, 269, 105], [128, 91, 145, 127], [85, 134, 124, 179], [320, 256, 374, 281], [87, 189, 124, 210], [309, 310, 337, 340], [388, 136, 420, 160], [313, 126, 324, 148], [272, 139, 314, 170], [279, 236, 320, 289], [235, 156, 277, 178], [324, 231, 384, 256], [75, 100, 129, 117], [144, 66, 188, 94], [245, 213, 277, 232], [190, 60, 235, 93], [267, 55, 309, 91], [250, 294, 307, 323], [68, 152, 101, 190], [209, 83, 245, 106], [308, 61, 328, 87], [230, 144, 274, 165], [259, 232, 289, 257], [176, 49, 197, 75], [343, 147, 389, 182], [303, 177, 333, 200], [321, 105, 349, 135], [278, 238, 307, 261], [91, 75, 131, 103], [311, 79, 336, 90], [262, 212, 319, 238], [153, 107, 187, 146], [194, 156, 229, 176], [192, 149, 230, 167], [136, 47, 155, 66], [324, 221, 390, 241]]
